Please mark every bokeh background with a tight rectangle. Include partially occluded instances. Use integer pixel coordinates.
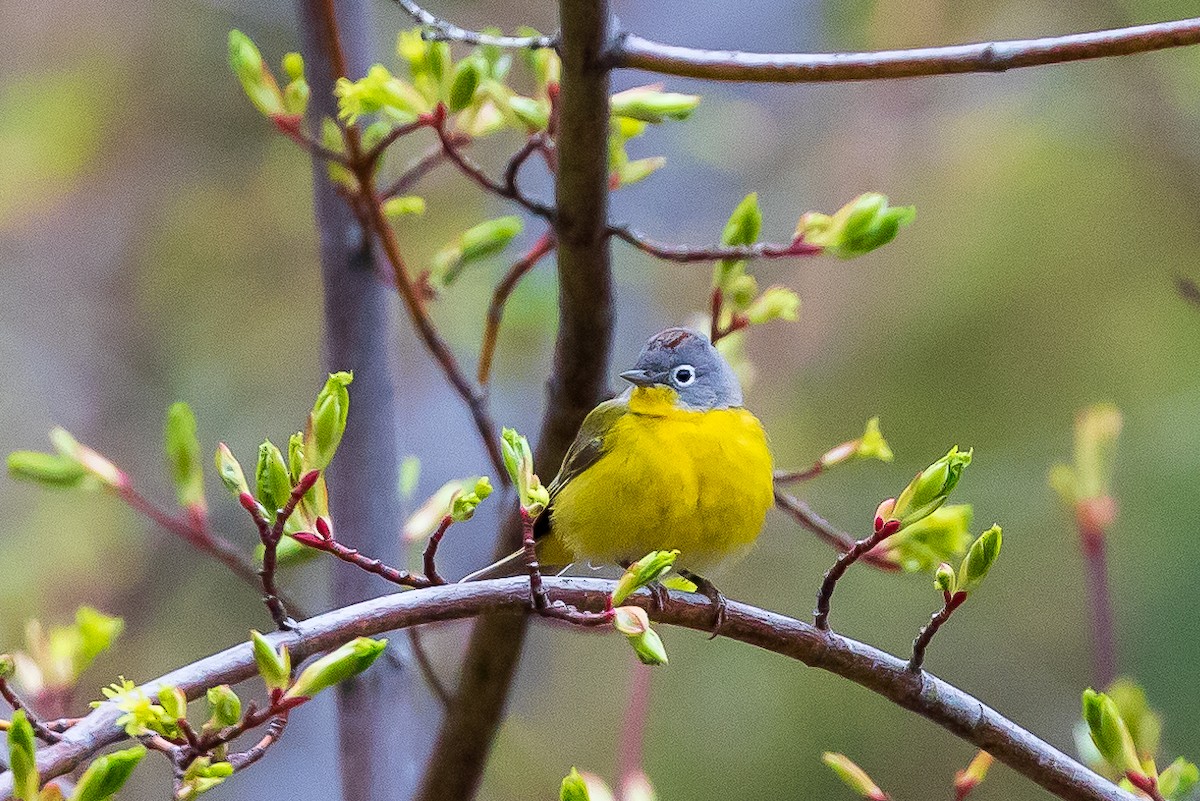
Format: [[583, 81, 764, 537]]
[[3, 0, 1200, 798]]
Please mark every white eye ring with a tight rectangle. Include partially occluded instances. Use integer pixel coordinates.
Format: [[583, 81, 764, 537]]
[[672, 364, 696, 387]]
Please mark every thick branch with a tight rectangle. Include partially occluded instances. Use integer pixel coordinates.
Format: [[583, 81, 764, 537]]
[[416, 3, 618, 798], [1, 577, 1136, 801], [613, 17, 1200, 83]]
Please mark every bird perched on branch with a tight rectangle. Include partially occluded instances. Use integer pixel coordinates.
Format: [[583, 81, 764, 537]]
[[465, 328, 774, 625]]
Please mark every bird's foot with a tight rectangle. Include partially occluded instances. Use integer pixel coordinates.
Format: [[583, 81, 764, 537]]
[[680, 570, 727, 639]]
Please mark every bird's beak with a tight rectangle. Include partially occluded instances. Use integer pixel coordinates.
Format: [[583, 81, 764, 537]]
[[619, 369, 658, 387]]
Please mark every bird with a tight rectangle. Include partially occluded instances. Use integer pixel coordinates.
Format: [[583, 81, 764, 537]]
[[465, 327, 775, 626]]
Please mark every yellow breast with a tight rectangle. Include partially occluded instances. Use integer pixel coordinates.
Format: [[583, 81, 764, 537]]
[[549, 387, 774, 574]]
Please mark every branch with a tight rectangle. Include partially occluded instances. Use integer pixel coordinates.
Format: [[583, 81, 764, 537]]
[[0, 679, 60, 744], [909, 590, 967, 671], [814, 519, 901, 630], [611, 17, 1200, 83], [478, 231, 557, 385], [1, 577, 1137, 801], [416, 2, 619, 797], [610, 225, 822, 262], [390, 0, 558, 49]]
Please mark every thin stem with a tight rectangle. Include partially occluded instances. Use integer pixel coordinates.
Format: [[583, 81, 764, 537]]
[[272, 116, 349, 164], [909, 591, 967, 671], [293, 530, 434, 589], [478, 232, 557, 385], [773, 464, 824, 483], [612, 18, 1200, 83], [0, 679, 61, 744], [407, 628, 451, 709], [616, 660, 652, 792], [379, 146, 451, 200], [390, 0, 558, 49], [610, 225, 823, 262], [503, 133, 551, 196], [774, 490, 900, 572], [814, 520, 901, 630], [1077, 501, 1118, 687], [227, 713, 289, 772], [363, 118, 432, 167], [8, 577, 1139, 801], [356, 154, 509, 481], [239, 494, 292, 631], [421, 515, 453, 586]]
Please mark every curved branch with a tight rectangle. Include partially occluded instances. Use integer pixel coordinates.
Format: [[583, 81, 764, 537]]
[[612, 17, 1200, 83], [390, 0, 557, 49], [0, 577, 1134, 801]]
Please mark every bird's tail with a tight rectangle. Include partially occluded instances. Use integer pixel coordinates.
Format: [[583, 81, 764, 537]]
[[458, 547, 527, 583]]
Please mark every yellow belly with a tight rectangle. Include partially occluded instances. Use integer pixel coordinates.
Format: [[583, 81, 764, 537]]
[[549, 390, 774, 574]]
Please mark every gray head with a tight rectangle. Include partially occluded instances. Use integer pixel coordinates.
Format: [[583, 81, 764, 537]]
[[620, 328, 744, 409]]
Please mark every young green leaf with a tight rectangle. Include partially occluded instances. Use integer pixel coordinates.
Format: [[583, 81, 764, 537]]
[[164, 402, 205, 510], [70, 745, 146, 801], [7, 710, 38, 801], [284, 637, 387, 700]]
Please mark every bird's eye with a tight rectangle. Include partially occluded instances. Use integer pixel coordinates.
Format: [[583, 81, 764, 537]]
[[672, 364, 696, 386]]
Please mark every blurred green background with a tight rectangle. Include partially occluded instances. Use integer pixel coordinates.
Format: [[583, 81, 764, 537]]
[[3, 0, 1200, 798]]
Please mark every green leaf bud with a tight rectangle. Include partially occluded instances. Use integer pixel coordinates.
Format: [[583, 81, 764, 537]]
[[934, 563, 957, 594], [250, 630, 291, 692], [164, 402, 206, 511], [745, 286, 801, 325], [796, 193, 915, 259], [382, 196, 426, 218], [615, 156, 666, 188], [1073, 403, 1122, 501], [282, 52, 305, 82], [71, 745, 146, 801], [500, 428, 548, 514], [6, 451, 87, 488], [334, 64, 429, 124], [450, 477, 493, 523], [1082, 688, 1142, 776], [50, 428, 124, 488], [0, 654, 14, 678], [957, 525, 1001, 593], [627, 627, 668, 666], [713, 193, 761, 292], [404, 478, 471, 541], [1105, 679, 1162, 761], [1159, 758, 1199, 801], [305, 372, 353, 471], [205, 685, 241, 728], [892, 446, 972, 528], [177, 757, 234, 800], [856, 417, 894, 462], [157, 686, 187, 720], [214, 443, 250, 497], [255, 440, 292, 517], [610, 86, 701, 123], [285, 637, 387, 700], [883, 504, 973, 574], [228, 30, 285, 117], [283, 78, 311, 116], [508, 96, 550, 131], [286, 432, 305, 483], [560, 768, 591, 801], [73, 607, 123, 674], [448, 58, 482, 111], [612, 550, 679, 605], [7, 710, 38, 801], [822, 752, 888, 801], [611, 605, 650, 637], [430, 216, 524, 286]]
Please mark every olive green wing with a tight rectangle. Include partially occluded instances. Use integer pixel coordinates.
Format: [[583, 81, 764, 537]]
[[534, 396, 629, 540]]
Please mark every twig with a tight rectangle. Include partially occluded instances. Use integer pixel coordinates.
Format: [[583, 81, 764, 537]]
[[814, 519, 902, 630], [390, 0, 558, 49], [379, 145, 450, 200], [5, 577, 1140, 801], [773, 490, 900, 572], [909, 590, 967, 671], [272, 116, 350, 164], [0, 678, 61, 744], [1075, 499, 1118, 687], [227, 713, 289, 772], [519, 510, 610, 625], [503, 133, 551, 196], [293, 526, 434, 589], [774, 465, 824, 483], [241, 471, 319, 630], [363, 118, 432, 166], [478, 232, 557, 385], [610, 225, 823, 262], [421, 516, 453, 586], [612, 17, 1200, 83], [406, 629, 451, 709]]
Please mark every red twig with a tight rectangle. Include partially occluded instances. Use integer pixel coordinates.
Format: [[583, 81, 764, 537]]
[[909, 591, 967, 671], [363, 118, 432, 166], [478, 232, 557, 385], [773, 464, 824, 483], [227, 713, 290, 772], [422, 516, 453, 586], [503, 133, 552, 196], [294, 527, 434, 589], [241, 471, 319, 630], [272, 115, 349, 164], [1076, 499, 1118, 687], [520, 509, 611, 625], [814, 518, 902, 630], [378, 145, 452, 200], [1125, 772, 1167, 801]]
